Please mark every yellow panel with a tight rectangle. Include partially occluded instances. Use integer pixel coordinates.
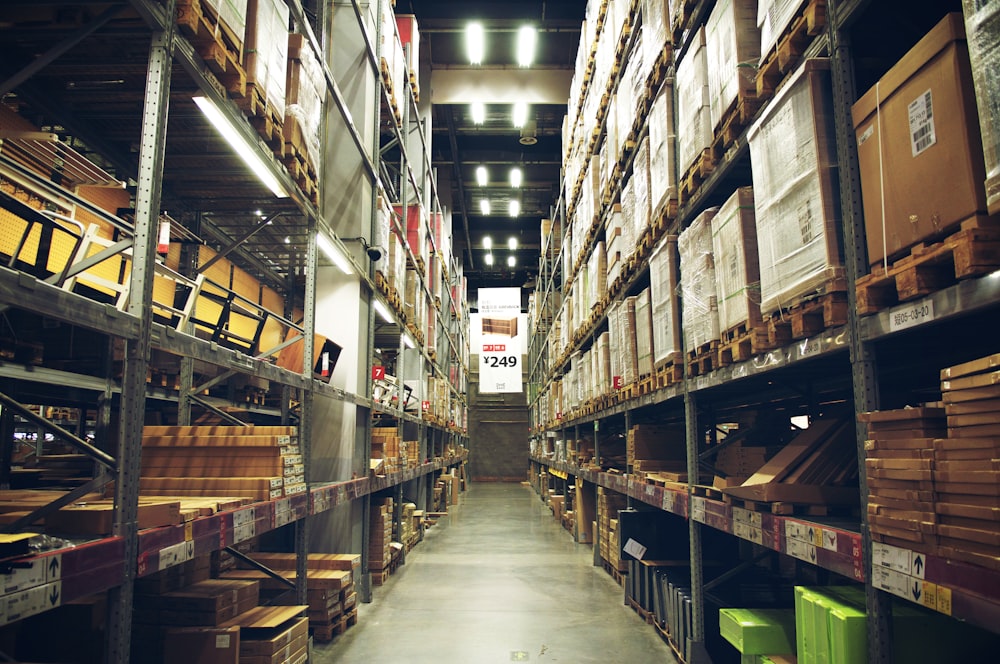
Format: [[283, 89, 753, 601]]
[[259, 286, 287, 356], [0, 208, 32, 260], [165, 242, 182, 270], [198, 246, 233, 287], [152, 272, 177, 314], [231, 265, 259, 301], [227, 310, 258, 345]]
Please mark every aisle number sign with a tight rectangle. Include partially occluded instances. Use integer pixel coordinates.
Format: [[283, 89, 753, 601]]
[[474, 288, 526, 394]]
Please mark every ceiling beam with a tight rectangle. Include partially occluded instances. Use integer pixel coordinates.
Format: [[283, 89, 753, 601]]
[[445, 108, 475, 270]]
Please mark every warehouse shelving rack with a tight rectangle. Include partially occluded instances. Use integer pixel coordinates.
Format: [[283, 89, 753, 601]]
[[528, 0, 1000, 662], [0, 0, 468, 660]]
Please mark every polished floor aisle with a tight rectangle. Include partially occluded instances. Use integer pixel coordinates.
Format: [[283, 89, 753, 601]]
[[313, 482, 677, 663]]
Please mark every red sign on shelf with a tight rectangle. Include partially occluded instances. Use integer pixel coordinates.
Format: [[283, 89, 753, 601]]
[[613, 376, 623, 389], [556, 411, 563, 420], [483, 344, 506, 352], [372, 365, 386, 380], [422, 400, 430, 412]]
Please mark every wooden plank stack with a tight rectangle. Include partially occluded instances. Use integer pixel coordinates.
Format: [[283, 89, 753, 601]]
[[627, 424, 687, 477], [937, 353, 1000, 570], [224, 608, 309, 664], [140, 426, 302, 502], [369, 497, 394, 581], [598, 487, 628, 573], [860, 407, 943, 553]]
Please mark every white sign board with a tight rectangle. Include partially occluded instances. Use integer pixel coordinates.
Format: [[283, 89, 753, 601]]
[[475, 288, 525, 394]]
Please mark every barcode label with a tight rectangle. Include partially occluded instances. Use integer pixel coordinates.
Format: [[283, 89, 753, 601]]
[[908, 90, 936, 157]]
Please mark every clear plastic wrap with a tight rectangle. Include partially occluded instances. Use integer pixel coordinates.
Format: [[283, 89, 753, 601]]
[[649, 234, 682, 368], [758, 0, 806, 62], [749, 59, 841, 314], [676, 27, 712, 175], [643, 0, 672, 72], [606, 94, 619, 179], [679, 207, 720, 351], [286, 32, 324, 173], [706, 0, 760, 130], [620, 175, 636, 259], [963, 0, 1000, 212], [608, 301, 622, 388], [631, 136, 651, 252], [245, 0, 289, 117], [606, 204, 623, 284], [618, 30, 645, 160], [206, 0, 248, 44], [373, 194, 392, 276], [649, 81, 677, 216], [597, 331, 611, 394], [710, 187, 761, 333], [590, 241, 608, 309], [635, 287, 655, 377], [623, 296, 639, 384]]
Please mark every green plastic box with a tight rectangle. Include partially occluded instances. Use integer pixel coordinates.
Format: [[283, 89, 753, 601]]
[[719, 608, 796, 655]]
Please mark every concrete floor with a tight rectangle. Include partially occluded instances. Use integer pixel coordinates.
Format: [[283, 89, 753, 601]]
[[312, 482, 677, 663]]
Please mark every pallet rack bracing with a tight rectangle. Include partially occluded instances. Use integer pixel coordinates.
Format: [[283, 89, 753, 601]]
[[528, 0, 1000, 662], [0, 0, 467, 660]]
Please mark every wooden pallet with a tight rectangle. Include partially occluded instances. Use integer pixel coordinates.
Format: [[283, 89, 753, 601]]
[[757, 0, 828, 100], [654, 360, 683, 389], [678, 149, 716, 205], [311, 607, 357, 643], [637, 373, 654, 396], [855, 217, 1000, 314], [370, 568, 390, 586], [671, 0, 700, 44], [686, 340, 719, 378], [627, 597, 657, 625], [725, 495, 857, 516], [238, 84, 284, 154], [176, 0, 246, 98], [650, 198, 678, 242], [710, 93, 763, 163], [766, 290, 848, 347], [690, 484, 724, 500], [601, 559, 627, 586], [645, 45, 674, 100], [717, 320, 770, 366]]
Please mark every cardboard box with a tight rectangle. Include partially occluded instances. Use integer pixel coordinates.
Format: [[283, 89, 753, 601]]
[[164, 626, 240, 664], [853, 13, 988, 266], [719, 608, 795, 655], [679, 208, 720, 351], [711, 187, 761, 334]]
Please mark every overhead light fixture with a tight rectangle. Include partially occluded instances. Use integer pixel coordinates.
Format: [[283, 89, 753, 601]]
[[508, 255, 516, 267], [466, 22, 484, 65], [471, 101, 486, 125], [512, 101, 528, 128], [509, 199, 520, 217], [402, 332, 416, 349], [517, 26, 537, 67], [476, 165, 488, 187], [519, 120, 538, 145], [510, 167, 522, 188], [373, 299, 395, 324], [485, 253, 494, 266], [508, 237, 518, 250], [192, 96, 287, 198], [480, 199, 491, 215], [316, 232, 353, 274], [483, 236, 493, 250]]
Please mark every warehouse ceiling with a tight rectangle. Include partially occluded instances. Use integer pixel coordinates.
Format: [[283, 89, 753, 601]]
[[397, 0, 584, 304]]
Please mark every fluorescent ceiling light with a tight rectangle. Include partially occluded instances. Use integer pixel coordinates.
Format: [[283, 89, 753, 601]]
[[476, 165, 488, 187], [480, 199, 491, 215], [402, 332, 416, 349], [466, 22, 484, 65], [508, 237, 518, 250], [373, 299, 395, 324], [517, 26, 537, 67], [192, 96, 287, 198], [485, 253, 494, 266], [316, 233, 353, 274], [510, 167, 522, 188], [512, 101, 528, 128], [509, 199, 520, 217], [471, 101, 486, 125], [483, 236, 493, 250], [507, 255, 516, 267]]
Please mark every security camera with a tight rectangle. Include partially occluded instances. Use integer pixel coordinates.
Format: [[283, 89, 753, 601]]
[[366, 245, 386, 262]]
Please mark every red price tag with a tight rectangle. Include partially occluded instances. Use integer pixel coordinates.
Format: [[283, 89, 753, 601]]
[[422, 400, 430, 412], [556, 411, 563, 420], [483, 344, 506, 352], [372, 366, 386, 380]]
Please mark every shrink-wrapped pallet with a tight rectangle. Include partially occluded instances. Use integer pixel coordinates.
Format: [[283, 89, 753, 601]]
[[963, 0, 1000, 212], [748, 59, 841, 315], [676, 27, 712, 176], [643, 0, 672, 72], [607, 204, 623, 285], [620, 175, 636, 262], [590, 241, 608, 309], [679, 207, 720, 352], [758, 0, 807, 62], [618, 29, 646, 161], [608, 301, 623, 388], [631, 137, 652, 254], [622, 296, 639, 385], [245, 0, 289, 117], [286, 33, 324, 173], [711, 187, 761, 334], [205, 0, 248, 48], [648, 81, 677, 217], [635, 288, 655, 378], [373, 194, 393, 276], [649, 235, 682, 369], [706, 0, 761, 130]]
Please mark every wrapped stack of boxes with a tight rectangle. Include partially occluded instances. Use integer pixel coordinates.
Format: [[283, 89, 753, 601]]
[[285, 33, 324, 190], [679, 208, 720, 360], [964, 0, 1000, 214], [371, 427, 402, 473]]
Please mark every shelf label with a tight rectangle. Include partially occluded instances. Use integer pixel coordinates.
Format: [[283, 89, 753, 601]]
[[158, 540, 194, 571], [872, 542, 912, 574], [888, 298, 935, 332], [872, 566, 910, 599], [732, 507, 762, 528], [936, 586, 952, 616], [784, 520, 808, 542], [910, 552, 926, 579], [798, 337, 822, 358], [822, 529, 838, 551], [786, 538, 818, 565], [734, 521, 763, 545], [662, 491, 675, 513], [691, 497, 707, 524]]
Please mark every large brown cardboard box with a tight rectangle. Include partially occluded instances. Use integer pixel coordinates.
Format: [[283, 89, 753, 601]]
[[163, 626, 240, 664], [852, 13, 989, 267]]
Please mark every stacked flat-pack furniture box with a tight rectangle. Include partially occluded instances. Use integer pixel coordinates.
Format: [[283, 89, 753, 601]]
[[634, 288, 655, 378], [244, 0, 288, 118], [622, 296, 639, 386], [852, 13, 990, 267], [748, 59, 842, 316], [631, 137, 652, 252], [677, 27, 711, 176], [649, 235, 682, 370], [648, 81, 677, 218], [758, 0, 810, 61], [285, 33, 323, 175], [679, 208, 720, 353], [711, 187, 762, 336], [643, 0, 672, 70], [963, 0, 1000, 214], [705, 0, 760, 130]]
